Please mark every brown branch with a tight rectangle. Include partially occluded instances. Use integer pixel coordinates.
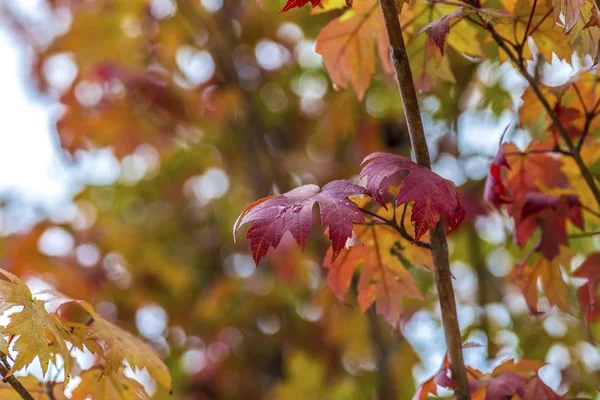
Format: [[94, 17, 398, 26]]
[[377, 1, 470, 399], [484, 25, 600, 212], [0, 358, 34, 400]]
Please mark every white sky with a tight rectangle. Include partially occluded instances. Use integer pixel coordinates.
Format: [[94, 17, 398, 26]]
[[0, 24, 74, 208]]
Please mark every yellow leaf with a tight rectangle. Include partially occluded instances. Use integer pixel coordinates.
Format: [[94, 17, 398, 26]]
[[71, 368, 149, 400], [0, 270, 73, 384], [511, 251, 572, 313], [315, 0, 392, 100], [324, 204, 429, 327], [77, 302, 172, 392], [311, 0, 347, 14], [495, 0, 572, 63]]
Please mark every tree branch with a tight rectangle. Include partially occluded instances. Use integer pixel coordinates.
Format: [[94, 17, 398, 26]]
[[0, 358, 34, 400], [377, 1, 470, 399], [485, 25, 600, 211]]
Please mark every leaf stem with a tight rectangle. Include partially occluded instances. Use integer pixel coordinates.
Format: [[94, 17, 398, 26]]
[[377, 0, 470, 398], [570, 231, 600, 239], [0, 356, 34, 400], [581, 204, 600, 220], [358, 207, 431, 249]]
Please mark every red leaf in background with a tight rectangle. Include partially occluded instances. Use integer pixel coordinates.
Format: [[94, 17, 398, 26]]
[[413, 343, 482, 400], [359, 152, 464, 240], [513, 193, 583, 260], [483, 143, 510, 208], [235, 180, 368, 264], [415, 352, 563, 400], [485, 142, 569, 207], [280, 0, 321, 12], [484, 143, 580, 259], [417, 7, 464, 56], [573, 253, 600, 329], [511, 253, 570, 314], [552, 104, 583, 139]]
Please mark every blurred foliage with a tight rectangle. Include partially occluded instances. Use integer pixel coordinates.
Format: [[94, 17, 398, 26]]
[[0, 0, 599, 398]]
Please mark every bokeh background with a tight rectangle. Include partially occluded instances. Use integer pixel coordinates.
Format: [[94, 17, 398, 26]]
[[0, 0, 598, 398]]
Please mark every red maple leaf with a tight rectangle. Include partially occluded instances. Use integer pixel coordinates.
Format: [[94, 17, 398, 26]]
[[552, 103, 583, 139], [513, 193, 583, 260], [280, 0, 320, 12], [573, 253, 600, 331], [483, 142, 510, 208], [235, 180, 367, 264], [485, 142, 580, 259], [415, 353, 563, 400], [359, 152, 464, 240], [417, 7, 464, 56]]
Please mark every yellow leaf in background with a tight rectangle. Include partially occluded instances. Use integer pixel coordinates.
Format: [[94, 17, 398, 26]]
[[311, 0, 347, 14], [446, 18, 485, 58], [70, 368, 149, 400], [77, 302, 172, 393], [0, 270, 72, 384], [495, 0, 572, 62], [315, 0, 392, 101], [325, 203, 430, 327], [269, 352, 366, 400], [511, 250, 572, 313]]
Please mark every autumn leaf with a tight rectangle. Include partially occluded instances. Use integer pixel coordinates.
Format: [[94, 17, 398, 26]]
[[494, 0, 572, 62], [512, 193, 583, 260], [70, 368, 149, 400], [511, 251, 572, 313], [235, 180, 368, 264], [572, 252, 600, 328], [485, 143, 582, 259], [553, 0, 585, 32], [324, 216, 428, 327], [472, 359, 562, 400], [483, 140, 511, 208], [314, 0, 392, 100], [413, 342, 482, 399], [76, 302, 172, 392], [0, 270, 73, 384], [417, 7, 465, 56], [280, 0, 321, 12], [416, 349, 562, 400], [519, 74, 593, 140], [40, 291, 172, 393], [359, 152, 464, 240]]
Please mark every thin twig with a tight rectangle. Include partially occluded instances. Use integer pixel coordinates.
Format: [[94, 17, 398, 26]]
[[570, 231, 600, 239], [582, 204, 600, 220], [359, 207, 432, 249], [483, 23, 600, 212], [519, 0, 537, 58], [573, 83, 588, 114], [0, 357, 34, 400], [377, 0, 470, 398]]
